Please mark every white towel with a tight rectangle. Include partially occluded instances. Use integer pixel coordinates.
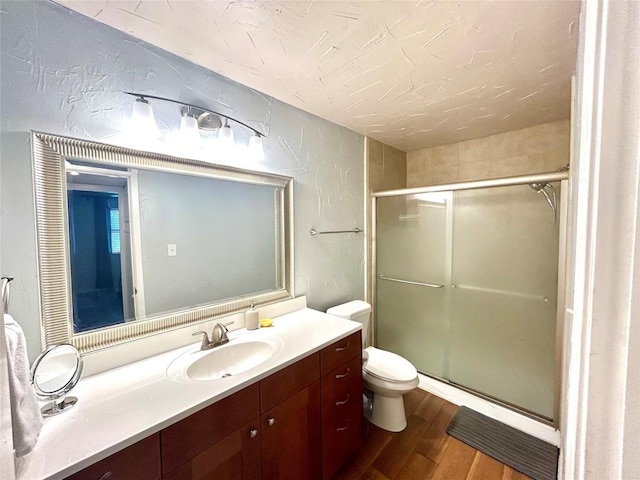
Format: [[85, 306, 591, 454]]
[[4, 314, 43, 457]]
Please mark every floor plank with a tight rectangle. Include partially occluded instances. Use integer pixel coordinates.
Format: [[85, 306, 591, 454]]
[[395, 452, 437, 480], [333, 426, 394, 480], [429, 437, 477, 480], [402, 388, 426, 417], [502, 466, 533, 480], [333, 387, 535, 480], [466, 452, 506, 480], [414, 392, 446, 424], [372, 414, 428, 478], [415, 402, 458, 463], [360, 467, 391, 480]]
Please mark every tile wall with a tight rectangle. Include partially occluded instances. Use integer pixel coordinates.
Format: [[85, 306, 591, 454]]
[[406, 120, 570, 187]]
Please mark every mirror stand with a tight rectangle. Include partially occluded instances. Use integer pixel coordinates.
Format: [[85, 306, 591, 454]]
[[30, 344, 83, 417], [41, 396, 78, 418]]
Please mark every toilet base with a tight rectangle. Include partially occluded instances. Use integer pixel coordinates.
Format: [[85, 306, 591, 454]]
[[370, 393, 408, 432]]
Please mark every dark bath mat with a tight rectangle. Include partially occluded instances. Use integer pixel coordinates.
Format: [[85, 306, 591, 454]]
[[446, 407, 558, 480]]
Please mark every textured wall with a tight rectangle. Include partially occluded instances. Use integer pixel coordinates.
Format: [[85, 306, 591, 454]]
[[0, 1, 364, 361], [407, 119, 570, 187]]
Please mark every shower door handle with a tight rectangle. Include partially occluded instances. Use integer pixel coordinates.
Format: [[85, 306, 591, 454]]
[[378, 275, 444, 288]]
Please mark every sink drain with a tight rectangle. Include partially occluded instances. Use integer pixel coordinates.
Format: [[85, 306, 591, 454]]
[[221, 373, 232, 378]]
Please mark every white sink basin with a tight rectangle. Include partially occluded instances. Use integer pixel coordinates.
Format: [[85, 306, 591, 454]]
[[167, 334, 284, 383]]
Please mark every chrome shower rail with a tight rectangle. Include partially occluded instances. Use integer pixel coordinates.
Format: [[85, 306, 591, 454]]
[[378, 274, 444, 288], [372, 171, 568, 197], [310, 227, 362, 236]]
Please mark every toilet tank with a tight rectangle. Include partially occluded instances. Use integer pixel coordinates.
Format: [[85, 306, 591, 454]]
[[326, 300, 371, 348]]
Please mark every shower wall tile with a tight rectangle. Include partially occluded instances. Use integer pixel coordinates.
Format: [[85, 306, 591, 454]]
[[458, 160, 492, 182], [430, 145, 460, 185], [368, 138, 406, 192], [406, 148, 432, 187], [490, 154, 533, 177], [382, 144, 407, 191], [458, 135, 492, 182], [368, 138, 385, 191], [406, 119, 570, 187]]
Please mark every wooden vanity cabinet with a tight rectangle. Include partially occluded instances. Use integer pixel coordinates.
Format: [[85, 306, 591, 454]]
[[65, 433, 161, 480], [66, 333, 362, 480], [161, 352, 322, 480], [320, 332, 363, 480]]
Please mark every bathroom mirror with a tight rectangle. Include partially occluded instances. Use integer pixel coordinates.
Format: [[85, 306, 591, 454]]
[[31, 344, 83, 417], [32, 132, 293, 353]]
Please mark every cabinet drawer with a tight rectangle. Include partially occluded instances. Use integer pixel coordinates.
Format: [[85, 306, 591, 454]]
[[260, 353, 319, 413], [322, 404, 361, 480], [161, 383, 259, 475], [66, 434, 161, 480], [320, 331, 361, 376], [321, 355, 362, 415], [321, 357, 362, 480]]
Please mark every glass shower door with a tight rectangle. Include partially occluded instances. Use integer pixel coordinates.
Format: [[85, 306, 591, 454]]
[[375, 192, 451, 378], [447, 183, 559, 420], [375, 181, 562, 421]]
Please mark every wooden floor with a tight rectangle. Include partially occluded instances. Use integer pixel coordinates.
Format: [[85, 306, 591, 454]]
[[333, 388, 532, 480]]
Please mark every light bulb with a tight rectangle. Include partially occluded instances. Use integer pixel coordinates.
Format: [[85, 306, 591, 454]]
[[247, 134, 265, 162], [178, 114, 201, 146], [218, 120, 235, 155], [130, 97, 159, 139]]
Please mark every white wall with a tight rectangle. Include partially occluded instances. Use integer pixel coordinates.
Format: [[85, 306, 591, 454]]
[[0, 1, 365, 362], [563, 0, 640, 478]]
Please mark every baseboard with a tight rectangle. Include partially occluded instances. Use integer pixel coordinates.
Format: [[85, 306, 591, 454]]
[[417, 373, 561, 446]]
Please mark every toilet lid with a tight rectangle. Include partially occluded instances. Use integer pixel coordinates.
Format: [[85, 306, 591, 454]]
[[363, 347, 417, 383]]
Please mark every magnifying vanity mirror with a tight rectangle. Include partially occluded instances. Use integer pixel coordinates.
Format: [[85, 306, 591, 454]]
[[31, 344, 83, 417], [32, 132, 293, 354]]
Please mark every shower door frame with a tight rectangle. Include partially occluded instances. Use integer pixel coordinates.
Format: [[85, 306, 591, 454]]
[[371, 171, 569, 427]]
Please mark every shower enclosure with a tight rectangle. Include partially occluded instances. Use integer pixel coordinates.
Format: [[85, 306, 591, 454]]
[[373, 172, 567, 423]]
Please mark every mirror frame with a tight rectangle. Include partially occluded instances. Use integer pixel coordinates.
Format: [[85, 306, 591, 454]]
[[32, 131, 294, 354]]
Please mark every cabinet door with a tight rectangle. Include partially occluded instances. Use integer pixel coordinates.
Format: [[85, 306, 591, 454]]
[[161, 384, 259, 475], [162, 420, 261, 480], [66, 434, 161, 480], [261, 381, 321, 480]]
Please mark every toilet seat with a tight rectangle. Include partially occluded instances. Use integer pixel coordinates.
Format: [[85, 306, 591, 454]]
[[363, 346, 418, 384]]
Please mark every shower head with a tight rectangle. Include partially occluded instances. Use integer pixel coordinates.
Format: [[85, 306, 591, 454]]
[[529, 182, 548, 192], [529, 182, 558, 226]]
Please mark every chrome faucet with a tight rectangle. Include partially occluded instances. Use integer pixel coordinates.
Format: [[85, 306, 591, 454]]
[[192, 322, 232, 350]]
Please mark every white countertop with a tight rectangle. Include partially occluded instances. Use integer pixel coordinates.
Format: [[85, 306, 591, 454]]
[[18, 307, 361, 480]]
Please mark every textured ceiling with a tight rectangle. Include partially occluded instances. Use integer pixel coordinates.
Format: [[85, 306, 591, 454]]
[[57, 1, 580, 152]]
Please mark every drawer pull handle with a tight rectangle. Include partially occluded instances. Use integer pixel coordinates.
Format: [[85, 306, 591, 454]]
[[335, 342, 350, 352], [250, 429, 258, 439], [335, 368, 351, 379], [337, 420, 350, 432], [336, 394, 350, 406], [267, 417, 275, 427], [99, 473, 112, 480]]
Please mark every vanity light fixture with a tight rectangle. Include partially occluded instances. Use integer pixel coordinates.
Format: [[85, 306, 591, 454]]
[[129, 96, 160, 140], [124, 92, 266, 161]]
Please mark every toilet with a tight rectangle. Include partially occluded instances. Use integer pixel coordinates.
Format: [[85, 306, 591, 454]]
[[327, 300, 419, 432]]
